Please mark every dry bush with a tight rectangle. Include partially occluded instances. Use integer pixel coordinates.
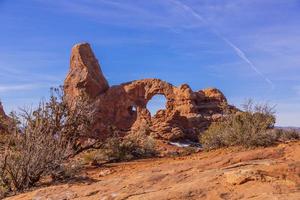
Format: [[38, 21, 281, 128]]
[[83, 124, 157, 165], [0, 87, 91, 196], [200, 99, 278, 150], [50, 160, 84, 182], [275, 129, 300, 141], [0, 132, 9, 151]]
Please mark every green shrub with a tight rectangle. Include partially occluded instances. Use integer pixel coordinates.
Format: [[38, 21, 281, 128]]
[[200, 100, 277, 150]]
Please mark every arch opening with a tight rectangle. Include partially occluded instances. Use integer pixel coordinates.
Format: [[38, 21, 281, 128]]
[[128, 105, 137, 116], [146, 94, 167, 117]]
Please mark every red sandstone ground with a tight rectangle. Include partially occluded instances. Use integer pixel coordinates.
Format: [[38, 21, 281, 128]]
[[6, 141, 300, 200]]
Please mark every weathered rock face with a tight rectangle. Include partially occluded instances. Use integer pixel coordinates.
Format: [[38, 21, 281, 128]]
[[64, 43, 109, 101], [0, 102, 6, 119], [0, 102, 10, 132], [64, 43, 236, 141]]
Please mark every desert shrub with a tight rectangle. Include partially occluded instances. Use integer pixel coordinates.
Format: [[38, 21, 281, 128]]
[[275, 129, 300, 141], [0, 87, 91, 195], [0, 132, 9, 151], [50, 160, 83, 182], [107, 133, 157, 162], [83, 124, 157, 165], [200, 99, 277, 150]]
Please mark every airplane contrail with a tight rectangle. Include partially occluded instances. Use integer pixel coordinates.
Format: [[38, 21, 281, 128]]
[[221, 37, 274, 87], [169, 0, 274, 89]]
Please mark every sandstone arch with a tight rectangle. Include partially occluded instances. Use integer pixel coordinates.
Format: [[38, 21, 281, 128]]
[[146, 94, 167, 117], [64, 43, 237, 141], [122, 79, 176, 109]]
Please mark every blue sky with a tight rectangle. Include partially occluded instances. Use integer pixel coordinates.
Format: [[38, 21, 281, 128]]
[[1, 0, 300, 126]]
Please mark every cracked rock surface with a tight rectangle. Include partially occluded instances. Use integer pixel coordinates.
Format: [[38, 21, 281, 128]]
[[7, 141, 300, 200]]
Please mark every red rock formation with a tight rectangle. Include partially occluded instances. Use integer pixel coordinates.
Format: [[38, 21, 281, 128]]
[[64, 43, 109, 101], [0, 102, 6, 118], [0, 102, 10, 132], [64, 43, 237, 141], [9, 141, 300, 200]]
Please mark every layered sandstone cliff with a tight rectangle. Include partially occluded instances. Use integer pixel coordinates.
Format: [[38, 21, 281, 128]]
[[64, 43, 237, 141]]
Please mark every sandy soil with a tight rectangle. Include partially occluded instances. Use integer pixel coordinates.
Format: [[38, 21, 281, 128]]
[[6, 141, 300, 200]]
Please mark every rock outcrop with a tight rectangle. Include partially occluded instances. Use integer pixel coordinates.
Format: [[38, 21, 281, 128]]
[[0, 102, 10, 132], [64, 43, 237, 141], [64, 43, 109, 101], [9, 141, 300, 200], [0, 102, 7, 119]]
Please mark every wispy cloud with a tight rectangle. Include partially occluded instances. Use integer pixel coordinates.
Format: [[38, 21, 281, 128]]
[[1, 0, 300, 126], [293, 85, 300, 97], [0, 84, 40, 92], [221, 37, 274, 89], [169, 0, 274, 89], [34, 0, 203, 29], [0, 50, 65, 85]]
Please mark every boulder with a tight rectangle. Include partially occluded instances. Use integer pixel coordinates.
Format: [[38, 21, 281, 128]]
[[64, 43, 237, 141]]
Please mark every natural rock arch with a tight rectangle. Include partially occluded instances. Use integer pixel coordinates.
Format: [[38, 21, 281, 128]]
[[64, 43, 237, 141], [122, 79, 176, 109], [146, 94, 167, 117]]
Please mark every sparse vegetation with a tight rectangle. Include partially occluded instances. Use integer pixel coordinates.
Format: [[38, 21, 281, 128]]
[[1, 90, 299, 199], [200, 99, 299, 150], [0, 87, 91, 197], [82, 124, 157, 165], [275, 128, 300, 141]]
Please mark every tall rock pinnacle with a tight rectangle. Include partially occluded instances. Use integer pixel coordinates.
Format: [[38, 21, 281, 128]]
[[64, 43, 109, 101]]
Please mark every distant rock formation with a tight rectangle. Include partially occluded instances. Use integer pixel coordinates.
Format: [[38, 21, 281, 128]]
[[0, 102, 6, 118], [0, 102, 10, 132], [64, 43, 237, 141]]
